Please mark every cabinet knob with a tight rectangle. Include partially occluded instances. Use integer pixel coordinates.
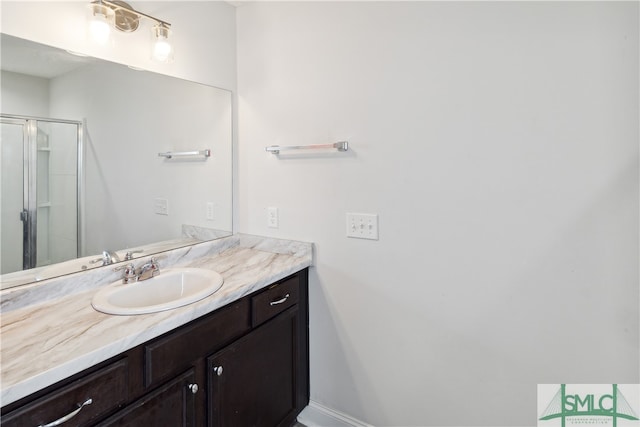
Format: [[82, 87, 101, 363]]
[[213, 366, 223, 376], [188, 383, 199, 394]]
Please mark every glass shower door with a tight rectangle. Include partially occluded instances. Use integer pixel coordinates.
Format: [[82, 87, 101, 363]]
[[0, 116, 81, 275], [0, 118, 30, 273]]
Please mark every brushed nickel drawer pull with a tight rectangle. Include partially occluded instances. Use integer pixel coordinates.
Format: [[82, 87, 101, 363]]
[[38, 398, 93, 427], [188, 383, 199, 394], [213, 366, 223, 376], [269, 294, 290, 306]]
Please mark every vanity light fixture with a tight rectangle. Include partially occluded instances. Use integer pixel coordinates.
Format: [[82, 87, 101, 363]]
[[87, 0, 174, 62]]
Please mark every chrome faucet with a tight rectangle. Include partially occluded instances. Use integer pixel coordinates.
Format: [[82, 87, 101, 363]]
[[135, 257, 160, 281], [91, 250, 121, 266], [114, 257, 161, 283]]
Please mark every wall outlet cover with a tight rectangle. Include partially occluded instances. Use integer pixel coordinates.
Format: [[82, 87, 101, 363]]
[[267, 207, 279, 228], [206, 202, 215, 221]]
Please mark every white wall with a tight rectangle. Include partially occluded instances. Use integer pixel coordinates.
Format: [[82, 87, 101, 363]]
[[0, 70, 49, 117], [237, 2, 639, 426]]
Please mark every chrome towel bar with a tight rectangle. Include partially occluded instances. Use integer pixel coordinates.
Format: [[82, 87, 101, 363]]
[[265, 141, 348, 154], [158, 149, 211, 159]]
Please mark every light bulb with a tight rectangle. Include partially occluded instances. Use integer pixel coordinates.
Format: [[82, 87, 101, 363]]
[[151, 24, 173, 63], [90, 15, 110, 44], [88, 3, 114, 45], [153, 37, 172, 62]]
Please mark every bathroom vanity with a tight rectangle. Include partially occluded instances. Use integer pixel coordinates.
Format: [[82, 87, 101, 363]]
[[0, 235, 312, 427]]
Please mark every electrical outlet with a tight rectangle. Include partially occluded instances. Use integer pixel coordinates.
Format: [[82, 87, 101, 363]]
[[154, 198, 169, 215], [206, 202, 215, 221], [346, 213, 378, 240], [267, 207, 279, 228]]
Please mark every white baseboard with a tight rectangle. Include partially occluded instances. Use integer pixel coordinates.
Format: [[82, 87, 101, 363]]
[[297, 400, 373, 427]]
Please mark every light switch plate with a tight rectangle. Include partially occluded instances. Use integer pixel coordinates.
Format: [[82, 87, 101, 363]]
[[154, 198, 169, 215], [346, 213, 378, 240]]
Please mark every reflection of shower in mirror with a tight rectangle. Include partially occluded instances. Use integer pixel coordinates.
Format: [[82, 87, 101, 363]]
[[0, 116, 81, 275]]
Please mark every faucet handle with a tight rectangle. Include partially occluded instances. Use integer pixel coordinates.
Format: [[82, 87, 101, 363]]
[[114, 263, 136, 284], [125, 249, 143, 260], [148, 256, 165, 270], [148, 257, 161, 274], [89, 257, 105, 266]]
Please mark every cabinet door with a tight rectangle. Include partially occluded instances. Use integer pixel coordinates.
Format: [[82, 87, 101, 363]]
[[98, 369, 197, 427], [208, 307, 298, 427]]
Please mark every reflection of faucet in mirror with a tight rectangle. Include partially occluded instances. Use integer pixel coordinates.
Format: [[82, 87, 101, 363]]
[[124, 250, 143, 261], [91, 251, 121, 266]]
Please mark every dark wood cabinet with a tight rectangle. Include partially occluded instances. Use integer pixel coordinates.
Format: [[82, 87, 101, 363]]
[[1, 269, 309, 427], [208, 306, 298, 427]]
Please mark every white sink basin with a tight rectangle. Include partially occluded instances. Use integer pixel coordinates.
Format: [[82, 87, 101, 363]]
[[92, 268, 223, 315]]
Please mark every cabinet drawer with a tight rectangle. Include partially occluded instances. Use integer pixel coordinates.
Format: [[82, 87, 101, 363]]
[[2, 358, 128, 427], [144, 299, 250, 388], [252, 276, 299, 327]]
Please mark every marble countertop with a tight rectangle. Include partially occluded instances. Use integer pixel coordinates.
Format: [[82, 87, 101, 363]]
[[0, 235, 312, 407]]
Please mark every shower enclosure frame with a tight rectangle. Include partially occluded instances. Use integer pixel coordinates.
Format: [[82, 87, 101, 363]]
[[1, 114, 84, 271]]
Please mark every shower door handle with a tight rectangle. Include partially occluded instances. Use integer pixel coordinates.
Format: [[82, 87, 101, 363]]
[[20, 208, 36, 269]]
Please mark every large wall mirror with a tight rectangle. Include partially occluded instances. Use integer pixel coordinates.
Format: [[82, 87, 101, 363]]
[[0, 34, 233, 289]]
